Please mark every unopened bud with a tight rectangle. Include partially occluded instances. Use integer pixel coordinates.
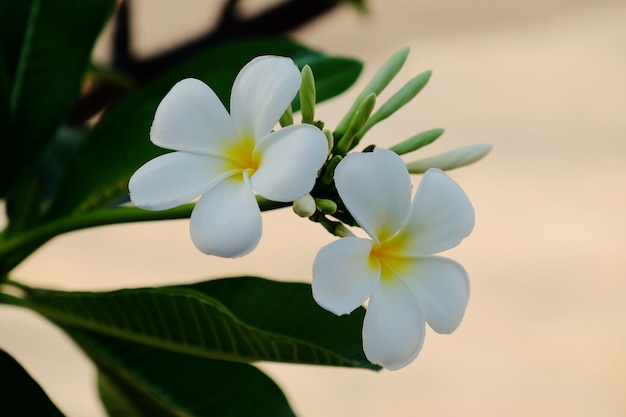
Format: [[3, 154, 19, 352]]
[[334, 223, 355, 238], [321, 155, 342, 186], [357, 70, 432, 139], [335, 93, 376, 155], [389, 128, 445, 155], [292, 194, 317, 217], [323, 129, 334, 153], [315, 198, 337, 215], [279, 105, 293, 127], [406, 144, 493, 173], [299, 65, 316, 124], [335, 48, 410, 135]]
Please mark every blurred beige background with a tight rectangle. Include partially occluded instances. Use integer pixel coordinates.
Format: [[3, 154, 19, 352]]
[[2, 0, 626, 415]]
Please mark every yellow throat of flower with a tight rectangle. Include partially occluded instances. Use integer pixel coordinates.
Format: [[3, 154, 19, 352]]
[[223, 135, 261, 177], [369, 234, 411, 281]]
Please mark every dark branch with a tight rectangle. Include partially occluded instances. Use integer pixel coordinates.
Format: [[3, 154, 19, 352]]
[[67, 0, 344, 125]]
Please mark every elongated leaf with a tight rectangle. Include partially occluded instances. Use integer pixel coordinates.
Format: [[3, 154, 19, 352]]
[[0, 348, 65, 416], [66, 328, 295, 417], [0, 0, 115, 198], [21, 276, 378, 370], [44, 38, 361, 219]]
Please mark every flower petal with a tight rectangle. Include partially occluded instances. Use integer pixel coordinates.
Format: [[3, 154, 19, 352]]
[[230, 56, 301, 140], [335, 148, 411, 242], [251, 124, 327, 202], [363, 278, 425, 370], [129, 152, 229, 210], [312, 237, 378, 316], [395, 168, 475, 255], [151, 78, 237, 154], [398, 256, 470, 334], [189, 175, 262, 257]]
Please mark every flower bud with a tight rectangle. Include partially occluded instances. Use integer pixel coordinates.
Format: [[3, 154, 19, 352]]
[[315, 198, 337, 215], [299, 65, 316, 124], [279, 104, 293, 127], [335, 93, 376, 155], [389, 128, 444, 155], [323, 129, 334, 153], [406, 144, 493, 173], [357, 70, 432, 140], [292, 194, 317, 217], [333, 223, 355, 238], [335, 47, 409, 135], [321, 155, 342, 186]]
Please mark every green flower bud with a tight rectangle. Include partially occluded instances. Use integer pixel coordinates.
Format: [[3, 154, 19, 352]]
[[356, 70, 432, 140], [292, 194, 317, 218], [299, 65, 316, 125], [406, 144, 493, 173], [321, 155, 343, 186], [335, 47, 410, 135], [323, 129, 334, 153], [315, 198, 337, 215], [279, 104, 293, 127], [335, 93, 376, 155], [333, 223, 355, 238], [389, 128, 445, 155]]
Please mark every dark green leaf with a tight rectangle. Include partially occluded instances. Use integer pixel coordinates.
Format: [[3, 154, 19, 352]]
[[0, 44, 10, 135], [0, 348, 65, 416], [66, 329, 295, 417], [44, 37, 361, 219], [22, 276, 378, 370], [0, 0, 115, 198]]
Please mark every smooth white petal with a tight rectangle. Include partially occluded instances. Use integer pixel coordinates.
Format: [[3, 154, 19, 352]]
[[312, 237, 378, 315], [151, 78, 237, 154], [335, 148, 411, 242], [251, 124, 327, 202], [363, 278, 425, 370], [397, 256, 470, 334], [129, 152, 228, 210], [230, 56, 301, 140], [189, 176, 261, 257], [395, 168, 475, 255]]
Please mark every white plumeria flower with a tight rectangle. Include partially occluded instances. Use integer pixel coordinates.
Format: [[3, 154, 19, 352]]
[[129, 56, 328, 257], [312, 148, 474, 370]]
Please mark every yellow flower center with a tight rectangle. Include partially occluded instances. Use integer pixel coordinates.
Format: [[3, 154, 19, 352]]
[[223, 135, 260, 176], [369, 233, 411, 281]]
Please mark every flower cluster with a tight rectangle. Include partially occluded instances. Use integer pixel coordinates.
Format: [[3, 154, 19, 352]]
[[129, 53, 488, 369]]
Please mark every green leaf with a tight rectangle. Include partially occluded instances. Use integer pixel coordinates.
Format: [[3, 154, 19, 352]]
[[0, 0, 115, 199], [20, 276, 378, 370], [66, 328, 296, 417], [0, 348, 65, 416], [43, 37, 361, 220]]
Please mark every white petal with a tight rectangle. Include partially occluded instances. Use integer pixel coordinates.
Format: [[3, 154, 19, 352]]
[[363, 278, 425, 370], [398, 256, 470, 334], [189, 176, 261, 257], [151, 78, 237, 154], [129, 152, 229, 210], [396, 168, 475, 255], [312, 237, 378, 316], [230, 56, 301, 140], [335, 148, 411, 242], [251, 125, 327, 202]]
